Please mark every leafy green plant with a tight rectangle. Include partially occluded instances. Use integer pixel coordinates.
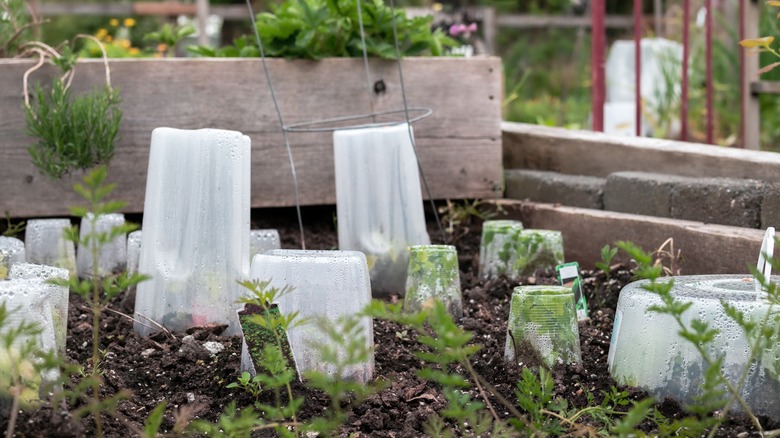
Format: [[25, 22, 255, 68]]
[[0, 0, 45, 57], [438, 199, 502, 236], [189, 0, 456, 59], [51, 166, 148, 437], [2, 211, 25, 238], [143, 23, 195, 57], [595, 244, 617, 281], [22, 36, 122, 179]]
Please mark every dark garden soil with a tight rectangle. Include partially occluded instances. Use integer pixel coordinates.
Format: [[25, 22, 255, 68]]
[[1, 205, 770, 437]]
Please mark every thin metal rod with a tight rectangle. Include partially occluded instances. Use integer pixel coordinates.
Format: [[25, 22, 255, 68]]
[[355, 0, 375, 121], [681, 0, 689, 141], [634, 0, 642, 137], [739, 0, 745, 148], [591, 0, 605, 132], [285, 107, 432, 132], [245, 0, 306, 249], [387, 0, 444, 239], [706, 0, 714, 144]]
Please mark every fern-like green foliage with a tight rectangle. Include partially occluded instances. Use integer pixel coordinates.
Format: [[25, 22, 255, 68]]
[[25, 81, 122, 179], [189, 0, 456, 59]]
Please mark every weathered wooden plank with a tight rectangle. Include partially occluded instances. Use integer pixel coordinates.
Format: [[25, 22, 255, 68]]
[[503, 122, 780, 182], [0, 57, 503, 217], [497, 200, 764, 275]]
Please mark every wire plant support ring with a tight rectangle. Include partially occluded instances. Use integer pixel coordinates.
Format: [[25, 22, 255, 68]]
[[243, 0, 444, 247]]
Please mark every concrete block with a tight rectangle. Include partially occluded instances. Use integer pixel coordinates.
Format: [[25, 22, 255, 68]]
[[670, 178, 765, 228], [761, 183, 780, 229], [505, 169, 604, 210], [604, 172, 691, 218]]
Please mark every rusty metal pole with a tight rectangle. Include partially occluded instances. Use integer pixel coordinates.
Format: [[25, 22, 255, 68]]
[[634, 0, 642, 137], [706, 0, 714, 144], [681, 0, 690, 141], [591, 0, 605, 132]]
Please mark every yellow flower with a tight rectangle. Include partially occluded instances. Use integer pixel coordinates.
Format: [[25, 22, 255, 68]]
[[157, 43, 168, 53], [109, 18, 119, 27], [105, 35, 113, 42], [124, 18, 136, 27], [129, 47, 140, 55], [95, 28, 108, 39], [118, 38, 131, 49], [739, 36, 774, 48]]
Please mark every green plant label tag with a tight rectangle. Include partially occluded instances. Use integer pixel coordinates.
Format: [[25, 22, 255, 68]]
[[556, 262, 589, 320], [238, 303, 297, 379]]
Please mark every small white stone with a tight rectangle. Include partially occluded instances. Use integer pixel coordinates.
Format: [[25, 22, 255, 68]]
[[203, 341, 224, 355], [186, 392, 195, 403], [182, 335, 195, 343], [141, 348, 156, 358]]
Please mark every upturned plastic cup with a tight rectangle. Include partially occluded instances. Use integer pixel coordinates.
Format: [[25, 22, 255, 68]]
[[77, 213, 128, 278], [514, 229, 565, 276], [505, 285, 581, 368], [247, 249, 374, 383], [24, 219, 76, 277], [333, 123, 431, 297], [609, 275, 780, 419], [478, 220, 524, 280], [134, 128, 250, 336], [249, 229, 281, 260], [8, 263, 70, 357], [404, 245, 462, 318], [0, 236, 25, 279]]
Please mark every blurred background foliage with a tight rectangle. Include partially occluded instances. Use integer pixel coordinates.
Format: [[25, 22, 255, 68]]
[[10, 0, 780, 149]]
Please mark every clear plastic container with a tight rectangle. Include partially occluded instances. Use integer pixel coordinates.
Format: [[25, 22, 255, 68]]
[[133, 128, 251, 336], [126, 231, 142, 278], [0, 236, 25, 279], [515, 229, 565, 276], [246, 249, 374, 383], [77, 213, 127, 278], [333, 123, 430, 296], [478, 220, 524, 280], [505, 285, 581, 368], [9, 263, 69, 357], [0, 278, 60, 402], [24, 219, 76, 277], [609, 275, 780, 419], [249, 229, 281, 260], [404, 245, 462, 318]]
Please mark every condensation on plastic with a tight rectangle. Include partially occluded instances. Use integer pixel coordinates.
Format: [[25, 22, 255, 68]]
[[76, 213, 128, 278], [505, 285, 581, 368], [515, 229, 565, 276], [126, 231, 142, 277], [478, 220, 524, 280], [404, 245, 462, 318], [249, 229, 281, 260], [246, 249, 374, 383], [0, 236, 25, 279], [133, 128, 251, 336], [9, 263, 69, 357], [333, 123, 430, 297], [608, 275, 780, 419], [24, 219, 76, 277], [0, 278, 60, 392]]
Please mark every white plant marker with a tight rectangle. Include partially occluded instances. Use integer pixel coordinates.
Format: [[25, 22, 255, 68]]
[[126, 231, 142, 278], [133, 128, 251, 336], [247, 250, 374, 383], [333, 123, 430, 296], [755, 227, 775, 293], [76, 213, 127, 278]]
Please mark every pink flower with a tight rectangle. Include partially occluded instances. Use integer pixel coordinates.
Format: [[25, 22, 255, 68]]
[[467, 22, 478, 33], [449, 24, 460, 37]]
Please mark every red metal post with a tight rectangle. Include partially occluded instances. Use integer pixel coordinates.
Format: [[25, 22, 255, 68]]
[[706, 0, 714, 144], [681, 0, 690, 141], [591, 0, 605, 132], [634, 0, 642, 136], [739, 0, 745, 148]]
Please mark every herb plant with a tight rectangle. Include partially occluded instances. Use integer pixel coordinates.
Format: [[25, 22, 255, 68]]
[[189, 0, 456, 59], [22, 36, 122, 179], [594, 244, 617, 281]]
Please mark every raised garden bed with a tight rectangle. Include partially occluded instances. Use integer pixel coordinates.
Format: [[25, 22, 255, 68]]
[[0, 205, 770, 436]]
